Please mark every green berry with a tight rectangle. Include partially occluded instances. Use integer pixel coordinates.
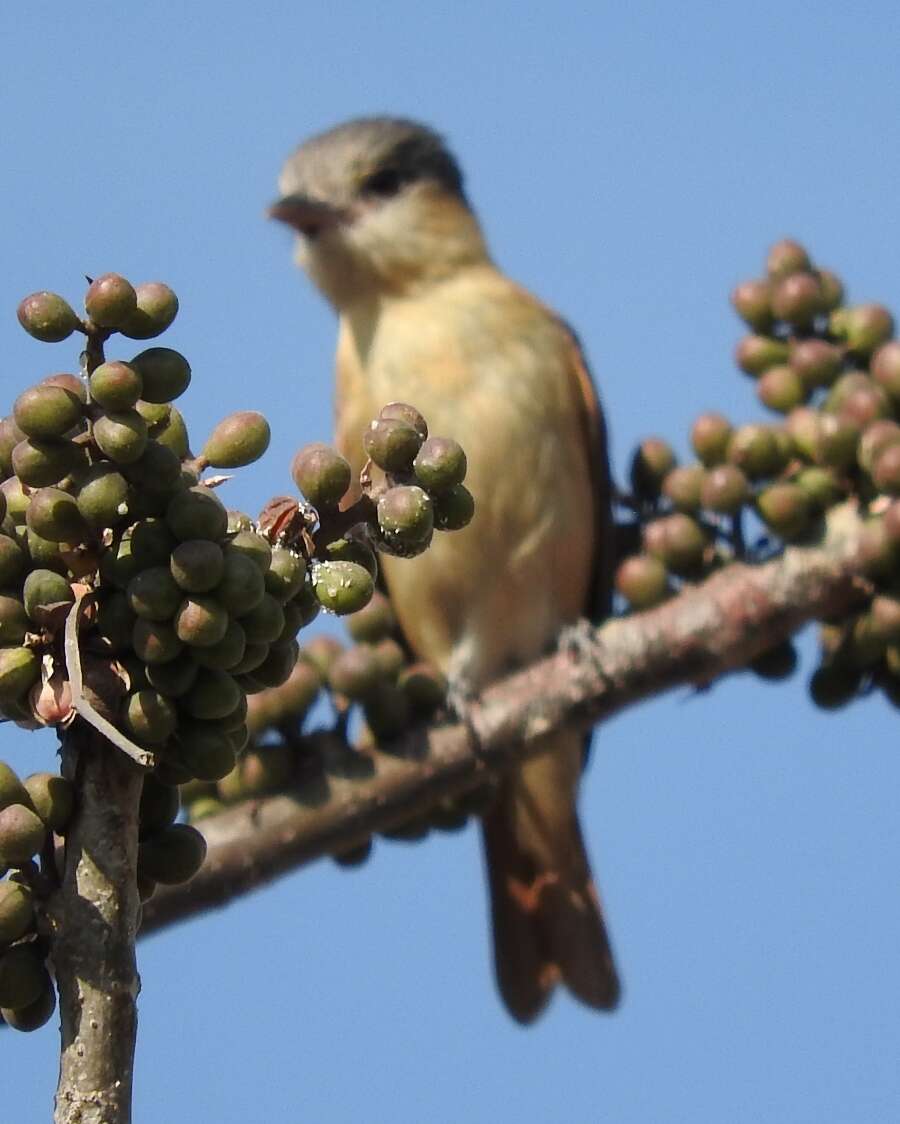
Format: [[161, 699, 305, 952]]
[[312, 560, 374, 615], [291, 443, 352, 509], [17, 291, 79, 343], [89, 361, 143, 410], [85, 273, 138, 329], [130, 347, 191, 403], [13, 385, 83, 439], [202, 411, 271, 468]]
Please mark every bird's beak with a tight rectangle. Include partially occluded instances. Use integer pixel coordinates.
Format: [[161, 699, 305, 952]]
[[267, 193, 345, 238]]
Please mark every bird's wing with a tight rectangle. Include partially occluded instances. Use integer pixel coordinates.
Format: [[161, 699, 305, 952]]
[[554, 317, 615, 622]]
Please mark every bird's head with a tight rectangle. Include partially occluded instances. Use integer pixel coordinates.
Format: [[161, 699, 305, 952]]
[[270, 117, 489, 308]]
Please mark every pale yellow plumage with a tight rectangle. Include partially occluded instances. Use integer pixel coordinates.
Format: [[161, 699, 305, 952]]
[[272, 117, 619, 1021]]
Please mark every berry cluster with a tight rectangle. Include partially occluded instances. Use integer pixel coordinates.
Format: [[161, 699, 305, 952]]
[[617, 239, 900, 705], [0, 762, 71, 1032], [1, 272, 475, 1022]]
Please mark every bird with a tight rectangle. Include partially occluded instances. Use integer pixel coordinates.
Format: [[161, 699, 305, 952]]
[[270, 116, 619, 1023]]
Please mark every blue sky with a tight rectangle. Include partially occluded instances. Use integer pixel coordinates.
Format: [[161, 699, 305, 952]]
[[3, 3, 900, 1121]]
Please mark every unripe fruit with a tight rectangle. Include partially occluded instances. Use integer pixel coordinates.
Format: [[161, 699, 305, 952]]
[[17, 291, 79, 342], [690, 412, 732, 466], [145, 652, 198, 697], [770, 271, 822, 326], [2, 476, 29, 523], [226, 531, 272, 573], [699, 464, 748, 515], [0, 880, 34, 944], [129, 519, 176, 569], [216, 550, 266, 615], [809, 663, 860, 709], [24, 530, 67, 577], [12, 437, 85, 489], [328, 644, 384, 700], [121, 281, 179, 339], [630, 438, 675, 499], [0, 762, 28, 810], [0, 943, 48, 1010], [373, 637, 406, 680], [0, 648, 40, 703], [433, 484, 475, 531], [127, 567, 182, 621], [14, 384, 83, 439], [749, 641, 798, 681], [23, 568, 74, 625], [730, 279, 772, 331], [75, 463, 130, 528], [23, 772, 74, 832], [413, 437, 467, 491], [756, 365, 805, 413], [727, 425, 782, 479], [816, 268, 844, 310], [132, 619, 183, 665], [614, 554, 669, 609], [323, 536, 378, 579], [182, 668, 242, 720], [643, 514, 707, 574], [379, 402, 428, 440], [813, 415, 859, 470], [2, 977, 56, 1032], [735, 335, 790, 376], [661, 464, 705, 512], [756, 483, 813, 539], [148, 404, 190, 458], [190, 619, 247, 671], [0, 803, 47, 865], [202, 411, 271, 468], [0, 534, 26, 587], [174, 596, 230, 648], [124, 690, 178, 745], [871, 341, 900, 403], [766, 238, 811, 279], [93, 409, 148, 464], [138, 823, 207, 884], [170, 540, 225, 593], [312, 560, 374, 615], [251, 640, 298, 688], [377, 485, 434, 553], [138, 775, 180, 836], [398, 663, 447, 715], [873, 444, 900, 494], [130, 347, 191, 403], [264, 546, 306, 602], [88, 361, 142, 411], [789, 338, 843, 390], [843, 303, 894, 355], [0, 597, 29, 646], [363, 685, 412, 740], [346, 589, 396, 643], [176, 723, 237, 781], [85, 273, 137, 328], [364, 417, 423, 473], [793, 466, 843, 511], [857, 420, 900, 475], [238, 594, 284, 644], [291, 443, 352, 509], [166, 486, 228, 543]]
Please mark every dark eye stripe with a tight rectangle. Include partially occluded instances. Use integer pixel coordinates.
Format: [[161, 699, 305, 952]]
[[360, 168, 407, 197]]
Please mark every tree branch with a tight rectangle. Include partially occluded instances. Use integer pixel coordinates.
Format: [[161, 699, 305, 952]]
[[48, 725, 143, 1124], [140, 502, 869, 937]]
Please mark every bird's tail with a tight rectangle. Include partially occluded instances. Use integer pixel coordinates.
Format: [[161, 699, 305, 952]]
[[480, 730, 619, 1023]]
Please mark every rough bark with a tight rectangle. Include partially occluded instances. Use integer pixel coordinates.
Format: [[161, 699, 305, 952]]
[[48, 724, 144, 1124], [140, 501, 870, 936]]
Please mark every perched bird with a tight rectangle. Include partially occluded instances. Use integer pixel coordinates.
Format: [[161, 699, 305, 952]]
[[271, 117, 619, 1022]]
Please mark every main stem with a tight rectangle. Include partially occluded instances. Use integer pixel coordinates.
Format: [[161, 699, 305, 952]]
[[50, 723, 144, 1124]]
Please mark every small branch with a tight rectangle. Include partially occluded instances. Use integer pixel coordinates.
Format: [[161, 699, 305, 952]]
[[140, 501, 868, 936], [48, 723, 144, 1124], [64, 591, 157, 770]]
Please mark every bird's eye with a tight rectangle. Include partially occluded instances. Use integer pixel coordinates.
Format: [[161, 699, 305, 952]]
[[360, 168, 406, 198]]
